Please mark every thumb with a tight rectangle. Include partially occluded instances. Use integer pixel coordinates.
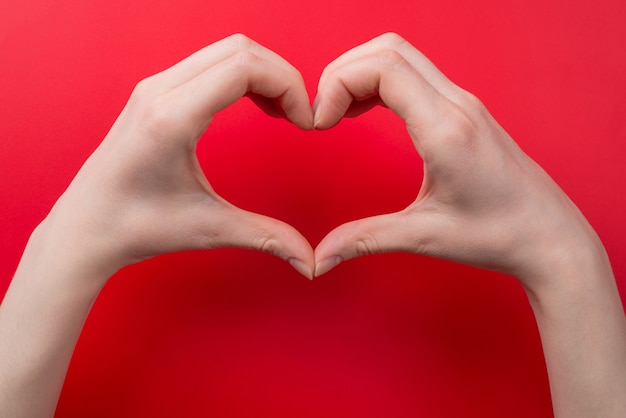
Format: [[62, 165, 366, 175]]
[[313, 209, 439, 277], [210, 205, 315, 279]]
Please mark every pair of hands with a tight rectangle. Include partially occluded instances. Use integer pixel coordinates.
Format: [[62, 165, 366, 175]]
[[44, 33, 598, 290], [5, 32, 623, 418]]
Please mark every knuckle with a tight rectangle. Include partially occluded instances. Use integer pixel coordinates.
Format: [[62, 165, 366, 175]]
[[227, 33, 254, 52], [130, 77, 156, 102], [353, 232, 380, 257], [257, 235, 280, 255], [376, 48, 408, 69], [377, 32, 407, 47], [457, 89, 486, 113], [440, 105, 477, 148], [229, 50, 261, 71], [140, 94, 178, 136]]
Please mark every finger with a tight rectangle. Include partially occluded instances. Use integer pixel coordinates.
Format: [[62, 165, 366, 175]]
[[149, 34, 300, 90], [245, 93, 288, 119], [162, 50, 313, 136], [343, 96, 387, 118], [313, 210, 442, 277], [314, 49, 448, 139], [311, 93, 386, 120], [317, 33, 459, 102], [197, 204, 315, 279]]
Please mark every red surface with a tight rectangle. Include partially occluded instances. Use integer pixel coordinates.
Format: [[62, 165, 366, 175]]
[[1, 1, 625, 416]]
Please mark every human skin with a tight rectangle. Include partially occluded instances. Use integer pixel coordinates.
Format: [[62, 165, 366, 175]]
[[313, 33, 626, 417], [0, 34, 315, 418], [0, 33, 625, 417]]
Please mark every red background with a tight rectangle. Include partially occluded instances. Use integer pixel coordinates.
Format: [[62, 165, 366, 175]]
[[1, 1, 625, 416]]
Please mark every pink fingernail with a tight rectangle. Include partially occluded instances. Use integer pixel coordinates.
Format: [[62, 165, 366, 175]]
[[288, 258, 313, 280], [315, 256, 342, 277]]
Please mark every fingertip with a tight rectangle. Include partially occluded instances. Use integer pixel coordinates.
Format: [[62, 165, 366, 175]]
[[287, 101, 314, 130], [314, 255, 343, 277], [283, 95, 314, 131], [313, 213, 412, 275], [312, 94, 320, 114], [289, 257, 314, 280], [313, 101, 322, 129], [304, 106, 315, 131], [289, 114, 314, 131], [312, 86, 351, 130], [313, 101, 342, 130], [217, 207, 315, 275]]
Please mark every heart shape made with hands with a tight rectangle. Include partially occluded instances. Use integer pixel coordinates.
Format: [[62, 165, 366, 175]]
[[63, 33, 441, 281], [195, 73, 423, 279], [205, 96, 416, 280], [194, 34, 470, 280], [112, 33, 533, 284], [186, 36, 435, 280]]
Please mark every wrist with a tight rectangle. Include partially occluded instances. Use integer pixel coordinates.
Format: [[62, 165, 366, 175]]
[[513, 197, 610, 297], [25, 217, 120, 291], [0, 216, 117, 418], [518, 233, 626, 418], [520, 231, 616, 315]]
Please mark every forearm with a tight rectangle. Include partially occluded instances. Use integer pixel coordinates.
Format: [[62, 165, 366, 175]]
[[524, 244, 626, 417], [0, 221, 110, 418]]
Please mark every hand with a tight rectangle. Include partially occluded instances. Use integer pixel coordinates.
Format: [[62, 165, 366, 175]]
[[41, 34, 315, 280], [312, 35, 626, 417], [3, 33, 624, 418], [312, 33, 603, 291]]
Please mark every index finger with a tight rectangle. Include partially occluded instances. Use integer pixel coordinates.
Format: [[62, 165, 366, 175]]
[[317, 33, 460, 102], [314, 48, 450, 147], [149, 34, 302, 91], [152, 50, 313, 141]]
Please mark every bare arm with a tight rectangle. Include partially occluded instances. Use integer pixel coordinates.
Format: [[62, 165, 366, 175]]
[[313, 33, 626, 417], [0, 34, 315, 418]]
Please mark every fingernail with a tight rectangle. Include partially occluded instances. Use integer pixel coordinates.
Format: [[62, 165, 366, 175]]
[[288, 258, 313, 280], [312, 95, 319, 113], [315, 256, 342, 277], [313, 102, 322, 129]]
